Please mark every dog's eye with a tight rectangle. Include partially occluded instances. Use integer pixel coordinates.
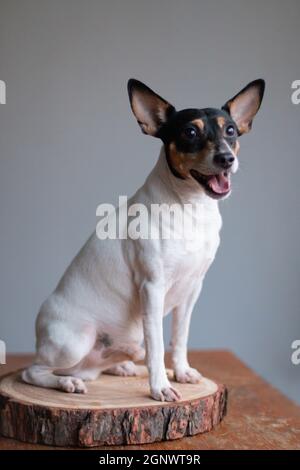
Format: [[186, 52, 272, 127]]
[[183, 127, 197, 139], [225, 125, 236, 137]]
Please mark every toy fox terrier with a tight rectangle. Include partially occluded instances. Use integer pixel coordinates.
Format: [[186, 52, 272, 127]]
[[22, 78, 265, 401]]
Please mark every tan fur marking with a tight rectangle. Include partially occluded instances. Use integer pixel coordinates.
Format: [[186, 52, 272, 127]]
[[169, 143, 188, 178], [192, 119, 205, 131], [168, 141, 214, 178], [234, 140, 240, 154], [216, 116, 226, 129], [238, 123, 249, 135]]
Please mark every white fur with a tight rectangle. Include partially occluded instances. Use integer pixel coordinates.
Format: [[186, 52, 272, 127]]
[[22, 147, 223, 401]]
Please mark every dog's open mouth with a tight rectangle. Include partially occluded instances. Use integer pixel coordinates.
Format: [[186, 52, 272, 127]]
[[190, 169, 231, 198]]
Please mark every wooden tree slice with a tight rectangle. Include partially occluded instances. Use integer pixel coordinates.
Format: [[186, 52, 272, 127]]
[[0, 367, 227, 447]]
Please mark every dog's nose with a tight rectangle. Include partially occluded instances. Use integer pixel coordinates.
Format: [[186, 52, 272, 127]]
[[214, 153, 235, 169]]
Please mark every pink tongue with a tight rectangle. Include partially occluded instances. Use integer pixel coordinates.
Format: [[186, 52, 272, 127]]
[[209, 173, 230, 194]]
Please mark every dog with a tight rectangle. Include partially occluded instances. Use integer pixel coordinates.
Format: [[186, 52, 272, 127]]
[[22, 78, 265, 401]]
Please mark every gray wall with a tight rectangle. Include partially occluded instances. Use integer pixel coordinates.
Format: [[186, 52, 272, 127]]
[[0, 0, 299, 404]]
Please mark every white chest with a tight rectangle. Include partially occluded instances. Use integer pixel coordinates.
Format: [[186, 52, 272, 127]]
[[161, 204, 222, 310]]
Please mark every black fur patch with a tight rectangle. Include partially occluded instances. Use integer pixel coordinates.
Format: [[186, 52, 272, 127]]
[[96, 333, 113, 349]]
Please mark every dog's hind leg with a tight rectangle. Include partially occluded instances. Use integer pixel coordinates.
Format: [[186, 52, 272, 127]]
[[22, 324, 96, 393], [22, 364, 89, 393], [71, 343, 146, 379]]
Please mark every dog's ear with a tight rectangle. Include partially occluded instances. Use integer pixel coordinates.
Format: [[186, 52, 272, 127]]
[[222, 79, 265, 135], [127, 79, 176, 137]]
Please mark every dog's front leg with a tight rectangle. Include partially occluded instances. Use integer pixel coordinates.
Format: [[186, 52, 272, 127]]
[[171, 282, 203, 384], [141, 278, 181, 402]]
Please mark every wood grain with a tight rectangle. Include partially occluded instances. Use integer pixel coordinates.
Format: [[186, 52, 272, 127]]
[[0, 351, 299, 450], [0, 367, 226, 447]]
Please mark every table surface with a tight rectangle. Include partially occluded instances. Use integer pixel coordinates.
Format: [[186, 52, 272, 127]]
[[0, 350, 299, 450]]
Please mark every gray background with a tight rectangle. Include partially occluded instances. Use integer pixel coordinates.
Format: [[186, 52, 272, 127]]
[[0, 0, 299, 404]]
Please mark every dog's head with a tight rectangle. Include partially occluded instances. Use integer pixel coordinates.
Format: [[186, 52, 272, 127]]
[[128, 79, 265, 199]]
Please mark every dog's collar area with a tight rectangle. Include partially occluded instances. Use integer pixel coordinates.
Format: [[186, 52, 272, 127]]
[[190, 169, 231, 199]]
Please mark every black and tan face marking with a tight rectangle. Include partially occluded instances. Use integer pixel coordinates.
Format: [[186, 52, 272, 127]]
[[128, 78, 265, 199], [162, 108, 239, 180]]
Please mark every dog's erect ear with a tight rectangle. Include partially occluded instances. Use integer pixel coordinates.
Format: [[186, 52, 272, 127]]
[[222, 79, 265, 135], [127, 79, 176, 137]]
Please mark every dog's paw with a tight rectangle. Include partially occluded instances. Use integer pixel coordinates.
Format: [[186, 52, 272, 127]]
[[174, 367, 202, 384], [57, 376, 87, 394], [105, 361, 138, 377], [151, 385, 182, 402]]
